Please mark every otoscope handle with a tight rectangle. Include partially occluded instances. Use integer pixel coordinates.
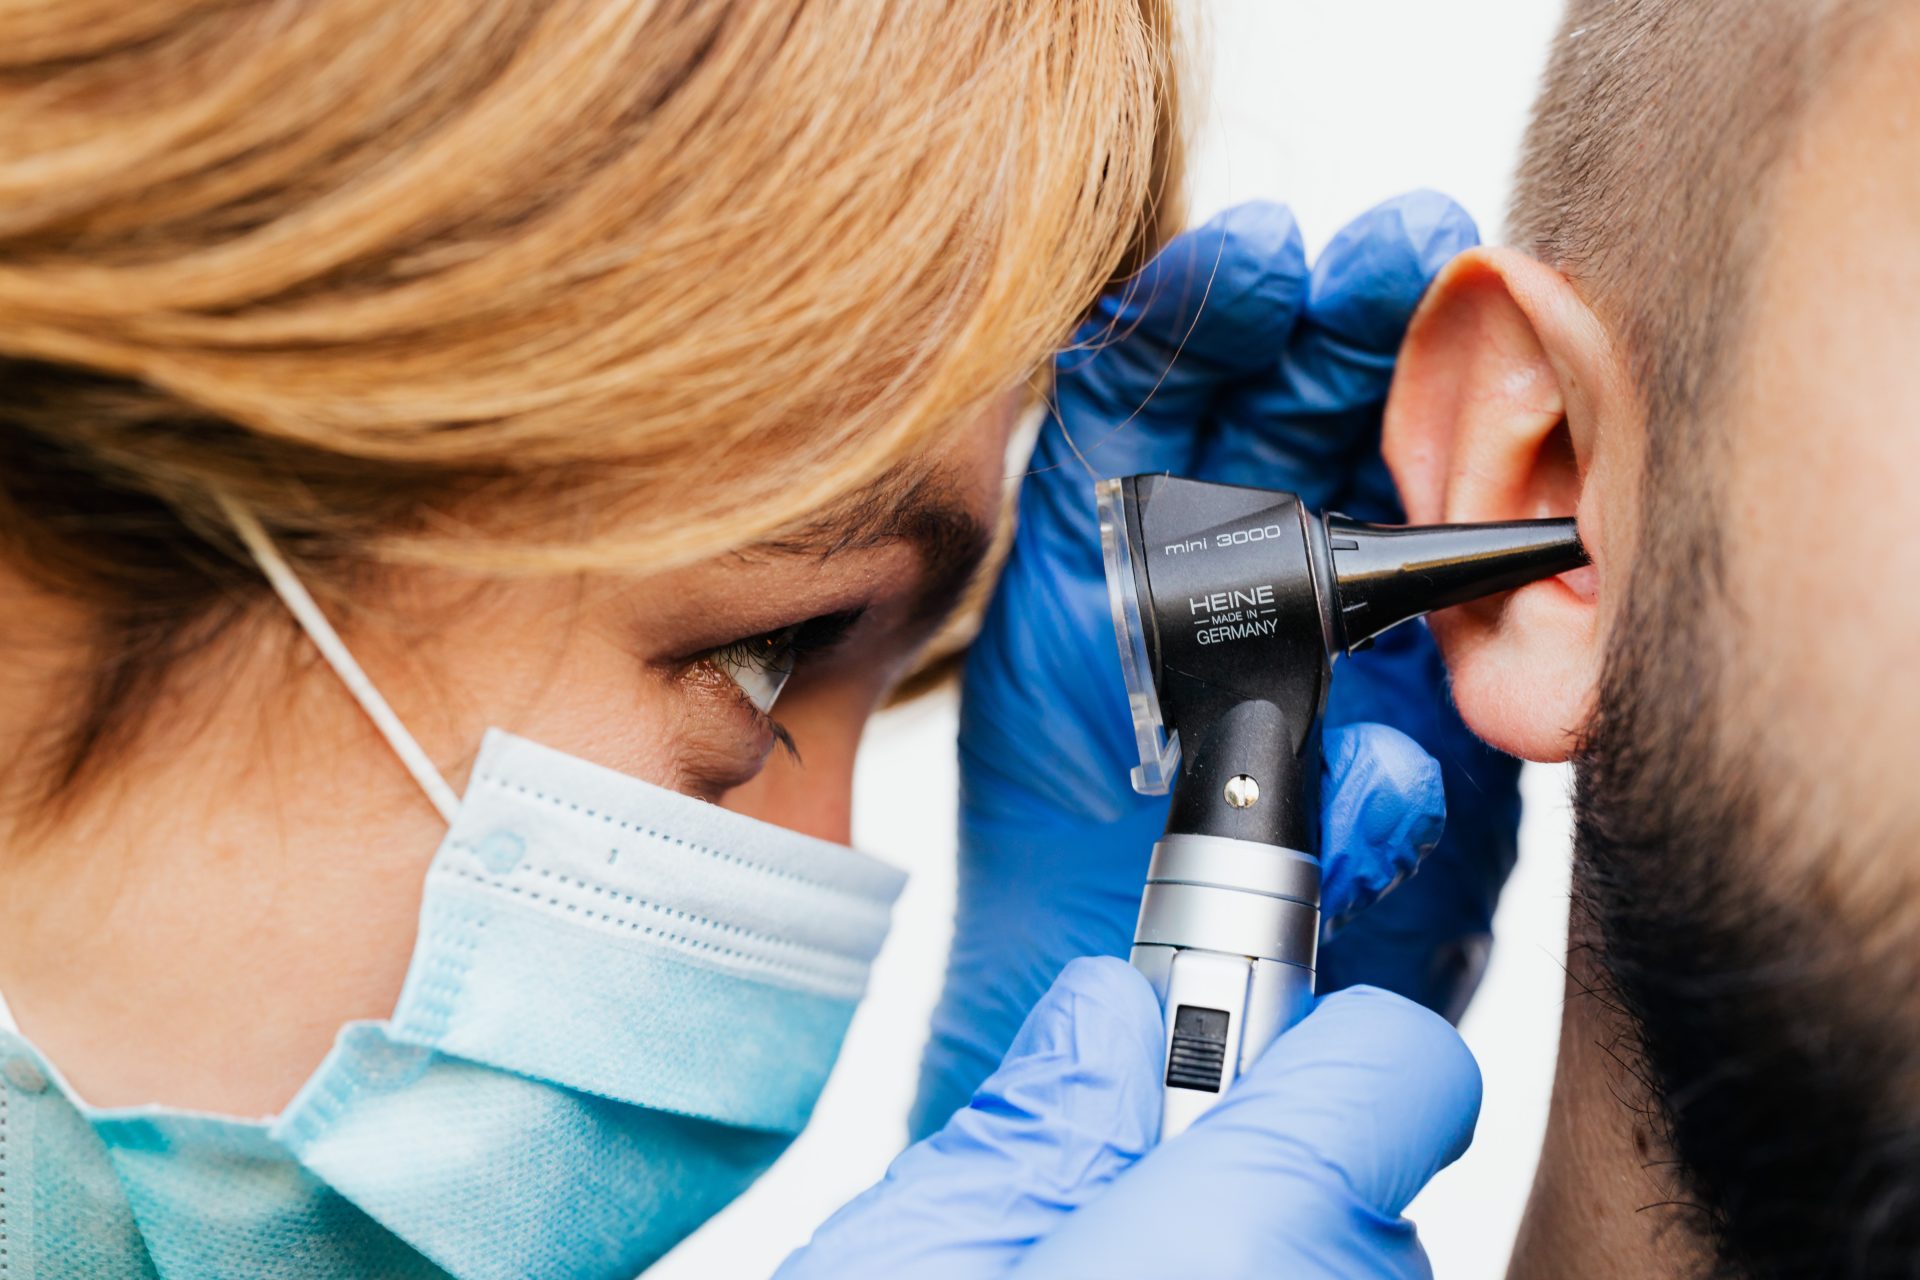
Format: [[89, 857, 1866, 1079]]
[[1130, 833, 1320, 1138]]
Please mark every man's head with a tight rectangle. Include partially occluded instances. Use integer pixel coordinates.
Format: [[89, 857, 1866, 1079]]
[[1382, 0, 1920, 1273]]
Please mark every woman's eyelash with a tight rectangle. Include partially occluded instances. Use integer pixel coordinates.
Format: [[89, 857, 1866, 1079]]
[[703, 606, 867, 719], [706, 606, 866, 672], [783, 607, 868, 659]]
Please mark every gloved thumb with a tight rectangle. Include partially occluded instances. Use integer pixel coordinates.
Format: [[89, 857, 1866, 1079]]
[[1011, 986, 1479, 1279], [776, 957, 1164, 1280]]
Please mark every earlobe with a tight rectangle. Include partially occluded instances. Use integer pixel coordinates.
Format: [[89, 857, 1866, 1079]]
[[1381, 248, 1624, 763]]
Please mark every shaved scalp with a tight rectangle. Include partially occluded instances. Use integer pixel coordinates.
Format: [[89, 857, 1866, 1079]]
[[1511, 0, 1882, 462]]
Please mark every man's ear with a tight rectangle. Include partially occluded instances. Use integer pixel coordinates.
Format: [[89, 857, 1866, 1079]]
[[1383, 247, 1630, 763]]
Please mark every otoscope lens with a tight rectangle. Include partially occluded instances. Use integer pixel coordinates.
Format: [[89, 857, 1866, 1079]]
[[1096, 478, 1181, 796]]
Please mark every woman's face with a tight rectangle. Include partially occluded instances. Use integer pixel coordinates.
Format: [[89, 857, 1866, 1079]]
[[613, 415, 1011, 840], [424, 399, 1016, 841], [0, 395, 1019, 1114]]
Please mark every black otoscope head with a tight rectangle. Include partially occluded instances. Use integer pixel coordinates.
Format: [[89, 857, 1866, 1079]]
[[1097, 474, 1587, 854]]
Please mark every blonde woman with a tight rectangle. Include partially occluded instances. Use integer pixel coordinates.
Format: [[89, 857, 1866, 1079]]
[[0, 2, 1499, 1276]]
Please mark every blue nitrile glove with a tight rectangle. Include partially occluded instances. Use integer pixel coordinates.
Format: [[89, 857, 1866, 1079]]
[[782, 958, 1479, 1280], [914, 193, 1520, 1139]]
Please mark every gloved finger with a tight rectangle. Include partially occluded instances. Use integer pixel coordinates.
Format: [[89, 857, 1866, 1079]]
[[1319, 627, 1524, 1022], [1301, 190, 1480, 356], [1037, 201, 1309, 480], [778, 958, 1163, 1280], [1319, 721, 1445, 934], [1201, 191, 1478, 509], [1010, 987, 1480, 1279]]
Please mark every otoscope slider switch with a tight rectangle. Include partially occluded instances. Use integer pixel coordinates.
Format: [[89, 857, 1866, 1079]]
[[1166, 1006, 1231, 1091]]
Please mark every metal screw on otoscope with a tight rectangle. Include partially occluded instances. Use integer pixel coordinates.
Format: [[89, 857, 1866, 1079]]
[[1097, 473, 1588, 1138]]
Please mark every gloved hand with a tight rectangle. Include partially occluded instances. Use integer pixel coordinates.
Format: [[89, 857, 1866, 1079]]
[[914, 193, 1520, 1139], [783, 958, 1479, 1280]]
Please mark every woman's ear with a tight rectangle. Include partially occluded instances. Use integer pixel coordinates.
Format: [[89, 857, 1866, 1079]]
[[1383, 248, 1631, 763]]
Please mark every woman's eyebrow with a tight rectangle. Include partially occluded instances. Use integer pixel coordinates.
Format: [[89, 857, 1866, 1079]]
[[753, 470, 995, 621]]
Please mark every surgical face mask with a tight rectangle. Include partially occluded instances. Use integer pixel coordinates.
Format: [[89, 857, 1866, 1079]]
[[0, 501, 905, 1280]]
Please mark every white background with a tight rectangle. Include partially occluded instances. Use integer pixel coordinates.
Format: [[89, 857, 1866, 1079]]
[[656, 4, 1570, 1277]]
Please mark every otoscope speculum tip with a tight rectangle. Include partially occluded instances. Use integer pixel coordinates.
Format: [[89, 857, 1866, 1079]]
[[1320, 512, 1588, 654]]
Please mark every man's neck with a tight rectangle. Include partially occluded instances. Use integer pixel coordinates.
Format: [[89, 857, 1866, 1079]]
[[1506, 929, 1719, 1280]]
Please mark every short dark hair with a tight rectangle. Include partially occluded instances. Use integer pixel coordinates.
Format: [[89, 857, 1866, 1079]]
[[1510, 0, 1882, 481]]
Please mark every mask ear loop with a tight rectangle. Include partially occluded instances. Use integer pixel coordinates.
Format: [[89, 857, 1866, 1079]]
[[215, 494, 463, 826]]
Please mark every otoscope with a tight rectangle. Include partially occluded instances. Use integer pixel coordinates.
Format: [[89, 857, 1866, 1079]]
[[1097, 474, 1587, 1137]]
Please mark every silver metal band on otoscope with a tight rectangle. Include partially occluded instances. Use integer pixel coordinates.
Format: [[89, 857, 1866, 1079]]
[[1134, 833, 1320, 964]]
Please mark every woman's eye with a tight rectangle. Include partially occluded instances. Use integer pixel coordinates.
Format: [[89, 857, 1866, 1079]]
[[699, 607, 867, 715], [706, 626, 803, 714]]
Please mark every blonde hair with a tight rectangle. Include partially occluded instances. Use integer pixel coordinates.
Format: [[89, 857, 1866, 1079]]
[[0, 0, 1181, 792]]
